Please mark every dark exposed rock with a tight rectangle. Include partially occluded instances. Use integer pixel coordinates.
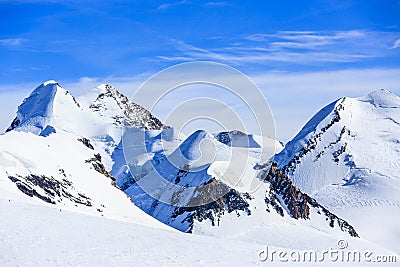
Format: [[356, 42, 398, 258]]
[[172, 178, 252, 233], [6, 117, 20, 132], [77, 137, 94, 150], [307, 197, 358, 237], [90, 84, 165, 130], [85, 154, 116, 185], [65, 90, 80, 107], [332, 143, 347, 163], [282, 98, 346, 175], [94, 153, 102, 161], [264, 185, 284, 216], [174, 164, 190, 184], [261, 162, 359, 237], [314, 126, 349, 162], [59, 169, 67, 177], [215, 131, 233, 146], [8, 174, 91, 206]]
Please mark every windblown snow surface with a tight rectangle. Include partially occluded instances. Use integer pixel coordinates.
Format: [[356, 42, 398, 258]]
[[0, 82, 398, 265]]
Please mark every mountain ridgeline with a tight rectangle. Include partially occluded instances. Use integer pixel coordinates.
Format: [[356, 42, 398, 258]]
[[0, 80, 366, 239]]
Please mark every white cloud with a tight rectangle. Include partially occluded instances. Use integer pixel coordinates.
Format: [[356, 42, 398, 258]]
[[157, 3, 173, 10], [244, 30, 370, 51], [244, 34, 269, 42], [160, 37, 373, 64], [159, 30, 399, 65], [392, 39, 400, 49], [205, 2, 228, 7], [0, 38, 26, 47], [157, 0, 190, 10]]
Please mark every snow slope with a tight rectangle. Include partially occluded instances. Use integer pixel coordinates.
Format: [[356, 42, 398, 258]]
[[2, 189, 394, 266], [275, 89, 400, 253]]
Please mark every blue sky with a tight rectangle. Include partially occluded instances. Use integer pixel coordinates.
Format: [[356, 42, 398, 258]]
[[1, 0, 400, 141]]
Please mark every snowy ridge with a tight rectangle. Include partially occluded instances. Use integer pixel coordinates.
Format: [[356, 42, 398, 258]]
[[274, 89, 400, 252], [122, 129, 252, 232], [119, 128, 359, 237]]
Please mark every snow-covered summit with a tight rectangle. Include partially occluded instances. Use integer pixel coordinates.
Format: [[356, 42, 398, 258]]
[[275, 89, 400, 184], [274, 89, 400, 252], [78, 84, 164, 130], [42, 79, 59, 86], [359, 88, 400, 108], [175, 130, 228, 164], [6, 80, 81, 135]]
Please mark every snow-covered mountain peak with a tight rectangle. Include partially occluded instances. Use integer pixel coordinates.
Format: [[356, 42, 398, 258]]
[[277, 89, 400, 169], [168, 129, 231, 168], [6, 81, 81, 135], [42, 79, 60, 86], [274, 89, 400, 251], [96, 83, 113, 92], [94, 83, 123, 98], [6, 80, 167, 138], [358, 88, 400, 108], [78, 83, 164, 130], [179, 130, 214, 160]]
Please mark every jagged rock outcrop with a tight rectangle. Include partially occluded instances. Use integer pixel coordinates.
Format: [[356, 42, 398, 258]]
[[172, 178, 252, 233], [89, 84, 165, 130], [8, 173, 91, 206], [261, 162, 358, 237], [78, 137, 94, 150], [85, 153, 116, 185]]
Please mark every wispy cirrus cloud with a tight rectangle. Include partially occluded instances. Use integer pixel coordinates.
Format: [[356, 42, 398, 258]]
[[245, 30, 365, 43], [0, 38, 27, 47], [392, 39, 400, 49], [158, 43, 371, 64], [251, 30, 367, 50], [204, 1, 229, 7], [157, 30, 400, 66], [157, 0, 190, 10]]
